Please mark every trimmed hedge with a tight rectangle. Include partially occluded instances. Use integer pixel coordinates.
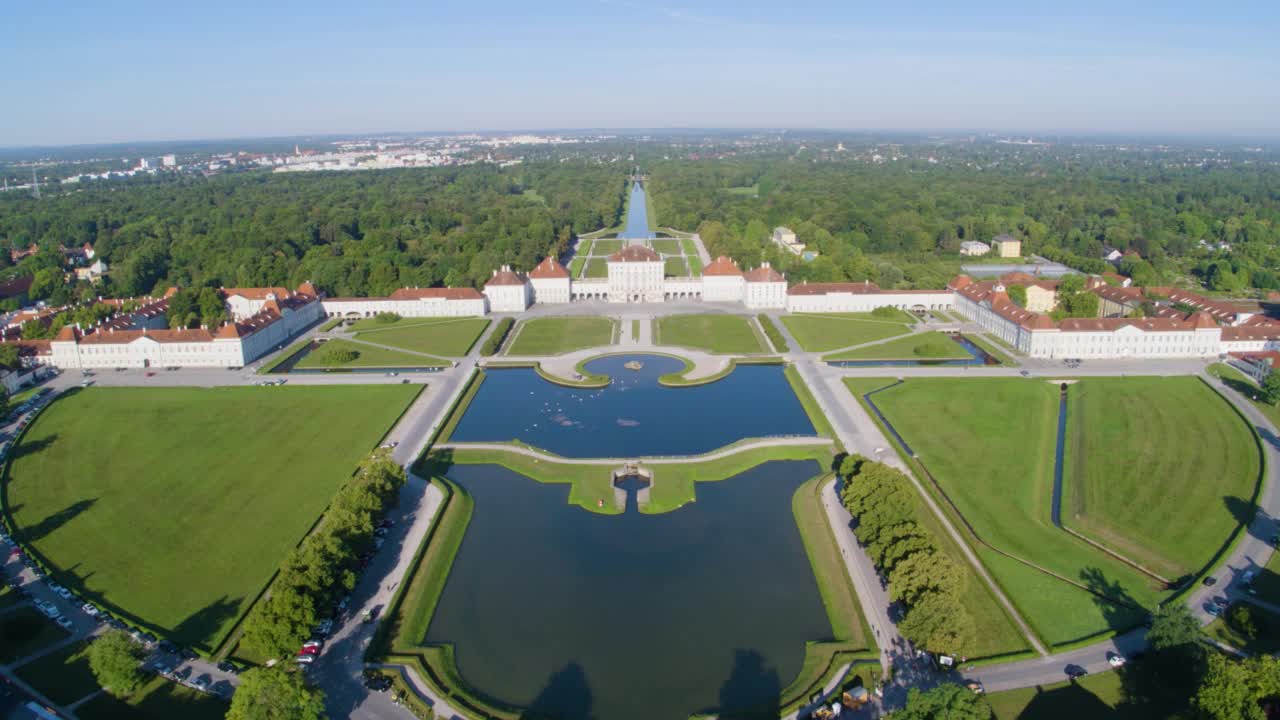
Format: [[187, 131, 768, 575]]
[[480, 318, 513, 356]]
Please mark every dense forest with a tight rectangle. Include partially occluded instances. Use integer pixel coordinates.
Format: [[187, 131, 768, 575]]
[[0, 163, 625, 302], [647, 156, 1280, 293]]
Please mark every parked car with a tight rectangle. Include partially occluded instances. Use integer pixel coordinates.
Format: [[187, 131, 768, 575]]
[[314, 619, 334, 636], [1064, 664, 1088, 679], [1241, 570, 1257, 585], [298, 645, 320, 656], [295, 654, 316, 665], [1107, 653, 1126, 668], [82, 603, 100, 617], [56, 616, 74, 630], [191, 677, 210, 693], [302, 640, 323, 650], [1207, 604, 1223, 617]]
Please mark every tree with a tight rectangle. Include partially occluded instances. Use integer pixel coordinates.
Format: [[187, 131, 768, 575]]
[[198, 287, 227, 328], [88, 630, 146, 697], [319, 346, 358, 366], [1005, 284, 1027, 307], [227, 667, 326, 720], [898, 591, 977, 656], [1147, 603, 1201, 651], [895, 683, 992, 720], [888, 551, 962, 605], [1262, 370, 1280, 406], [1193, 655, 1280, 720], [0, 343, 20, 370]]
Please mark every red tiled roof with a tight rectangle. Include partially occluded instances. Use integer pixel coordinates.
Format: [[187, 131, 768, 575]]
[[743, 264, 785, 283], [949, 275, 974, 290], [388, 287, 484, 300], [528, 257, 570, 279], [222, 286, 290, 300], [484, 268, 526, 287], [788, 282, 879, 296], [702, 256, 743, 277], [608, 245, 662, 263], [1222, 326, 1280, 342]]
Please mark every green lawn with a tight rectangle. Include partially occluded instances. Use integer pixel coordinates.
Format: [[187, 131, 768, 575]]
[[77, 675, 229, 720], [792, 475, 870, 649], [984, 668, 1182, 719], [1207, 363, 1280, 430], [651, 239, 681, 255], [966, 333, 1017, 365], [1205, 601, 1280, 654], [663, 256, 688, 276], [5, 385, 420, 651], [14, 639, 100, 706], [590, 239, 622, 255], [654, 314, 767, 354], [680, 237, 697, 255], [318, 317, 343, 332], [585, 258, 609, 278], [1065, 377, 1260, 580], [1253, 548, 1280, 605], [353, 317, 489, 357], [720, 184, 759, 196], [780, 314, 912, 352], [506, 317, 616, 356], [688, 255, 703, 276], [864, 378, 1164, 645], [293, 338, 446, 369], [824, 331, 972, 361], [568, 257, 586, 277], [0, 607, 68, 664]]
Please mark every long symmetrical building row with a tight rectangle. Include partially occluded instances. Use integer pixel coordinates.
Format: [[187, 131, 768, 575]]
[[4, 243, 1278, 369]]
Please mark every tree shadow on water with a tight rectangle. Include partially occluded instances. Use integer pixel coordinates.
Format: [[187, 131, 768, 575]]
[[417, 449, 455, 478], [521, 663, 594, 720], [711, 649, 780, 720]]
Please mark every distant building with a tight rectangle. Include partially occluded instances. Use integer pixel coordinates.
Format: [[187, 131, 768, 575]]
[[959, 241, 991, 257], [992, 235, 1022, 258], [527, 257, 571, 304], [742, 263, 788, 309], [771, 227, 808, 257], [162, 154, 177, 167], [1102, 247, 1124, 263], [483, 266, 532, 312], [606, 245, 665, 303], [74, 259, 108, 283]]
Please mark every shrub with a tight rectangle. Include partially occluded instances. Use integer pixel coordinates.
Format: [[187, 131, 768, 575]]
[[481, 318, 514, 356], [757, 314, 789, 352], [375, 312, 402, 324], [320, 346, 359, 365], [870, 306, 900, 319], [913, 341, 955, 358], [1228, 604, 1259, 639]]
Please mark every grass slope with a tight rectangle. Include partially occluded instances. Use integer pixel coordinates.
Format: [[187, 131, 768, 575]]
[[867, 378, 1165, 644], [506, 317, 616, 356], [824, 331, 971, 361], [4, 385, 420, 651], [663, 256, 688, 276], [585, 258, 608, 278], [294, 339, 446, 369], [1065, 377, 1260, 579], [781, 314, 911, 353], [792, 475, 870, 650], [655, 314, 767, 355], [353, 317, 489, 357]]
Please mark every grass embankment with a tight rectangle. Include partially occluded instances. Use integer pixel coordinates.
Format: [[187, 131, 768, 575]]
[[863, 378, 1160, 646], [784, 365, 837, 441], [319, 317, 343, 332], [76, 675, 228, 720], [568, 257, 586, 277], [792, 474, 874, 650], [3, 385, 420, 651], [255, 339, 311, 374], [0, 607, 68, 664], [843, 377, 1034, 660], [824, 331, 971, 361], [14, 639, 99, 705], [352, 317, 490, 357], [430, 443, 833, 516], [965, 333, 1018, 365], [654, 314, 768, 355], [663, 256, 688, 276], [585, 258, 608, 277], [983, 668, 1181, 719], [758, 314, 789, 352], [781, 314, 912, 353], [294, 339, 446, 369], [1065, 377, 1261, 580], [506, 317, 615, 355], [688, 255, 703, 275], [1208, 362, 1280, 429], [651, 238, 681, 255]]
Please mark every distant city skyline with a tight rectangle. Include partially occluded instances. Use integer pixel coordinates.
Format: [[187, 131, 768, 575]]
[[3, 0, 1278, 147]]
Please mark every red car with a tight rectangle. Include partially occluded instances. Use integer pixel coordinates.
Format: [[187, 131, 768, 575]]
[[298, 645, 320, 656]]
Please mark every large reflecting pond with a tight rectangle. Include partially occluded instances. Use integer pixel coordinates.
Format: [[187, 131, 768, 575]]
[[451, 355, 816, 457], [427, 461, 831, 720]]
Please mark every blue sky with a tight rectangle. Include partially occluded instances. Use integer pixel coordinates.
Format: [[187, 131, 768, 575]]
[[3, 0, 1277, 146]]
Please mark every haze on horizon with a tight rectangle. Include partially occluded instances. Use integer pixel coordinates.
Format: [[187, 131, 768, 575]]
[[3, 0, 1278, 147]]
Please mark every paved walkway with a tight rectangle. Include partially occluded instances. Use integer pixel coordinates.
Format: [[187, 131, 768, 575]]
[[500, 342, 736, 384], [438, 436, 833, 464]]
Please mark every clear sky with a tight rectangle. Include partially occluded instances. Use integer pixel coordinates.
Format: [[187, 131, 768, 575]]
[[3, 0, 1278, 146]]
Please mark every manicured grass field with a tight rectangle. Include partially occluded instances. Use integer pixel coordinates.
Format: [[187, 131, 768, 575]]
[[983, 668, 1179, 719], [0, 607, 67, 664], [792, 475, 870, 649], [688, 255, 703, 275], [780, 314, 912, 352], [585, 258, 609, 278], [5, 385, 420, 651], [863, 378, 1164, 645], [14, 639, 99, 705], [1065, 377, 1260, 580], [651, 239, 682, 255], [77, 675, 228, 720], [506, 317, 616, 356], [353, 317, 489, 357], [824, 331, 971, 361], [663, 256, 688, 276], [680, 237, 697, 255], [568, 257, 586, 277], [293, 339, 445, 369], [655, 314, 767, 354], [590, 239, 622, 255]]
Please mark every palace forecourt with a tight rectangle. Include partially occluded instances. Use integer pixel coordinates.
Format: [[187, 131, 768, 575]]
[[5, 239, 1280, 370]]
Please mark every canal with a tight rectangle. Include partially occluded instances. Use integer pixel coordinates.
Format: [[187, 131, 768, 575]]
[[449, 354, 816, 457], [427, 460, 831, 720], [621, 181, 653, 239]]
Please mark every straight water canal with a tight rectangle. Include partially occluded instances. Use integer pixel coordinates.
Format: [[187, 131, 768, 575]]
[[450, 355, 816, 457]]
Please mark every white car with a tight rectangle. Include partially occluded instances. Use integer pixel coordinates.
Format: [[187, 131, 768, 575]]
[[1107, 653, 1126, 668], [82, 603, 100, 617]]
